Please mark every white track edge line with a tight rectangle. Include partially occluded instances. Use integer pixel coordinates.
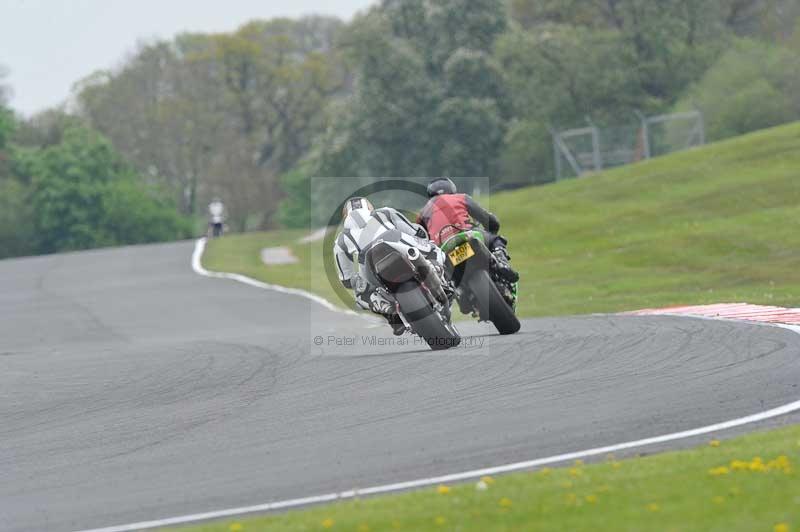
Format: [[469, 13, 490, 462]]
[[191, 237, 367, 319], [72, 254, 800, 532]]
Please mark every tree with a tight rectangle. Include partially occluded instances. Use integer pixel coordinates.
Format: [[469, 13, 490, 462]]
[[0, 64, 10, 106], [495, 0, 748, 183], [495, 25, 644, 182], [277, 166, 312, 228], [508, 0, 728, 103], [719, 0, 800, 39], [314, 0, 511, 181], [433, 97, 504, 176], [0, 101, 33, 259], [0, 179, 34, 259], [674, 38, 800, 141], [25, 125, 189, 253], [76, 16, 348, 229], [0, 105, 13, 152], [0, 66, 13, 151]]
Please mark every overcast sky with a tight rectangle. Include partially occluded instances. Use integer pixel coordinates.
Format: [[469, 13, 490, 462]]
[[0, 0, 375, 115]]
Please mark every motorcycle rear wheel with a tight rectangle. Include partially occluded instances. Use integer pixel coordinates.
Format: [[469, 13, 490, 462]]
[[395, 281, 461, 350]]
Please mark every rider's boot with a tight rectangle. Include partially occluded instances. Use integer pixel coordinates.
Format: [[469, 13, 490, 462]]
[[456, 289, 472, 315], [491, 245, 520, 283], [385, 313, 407, 336], [384, 314, 407, 336]]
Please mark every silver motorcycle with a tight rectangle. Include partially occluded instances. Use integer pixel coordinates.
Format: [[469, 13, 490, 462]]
[[358, 229, 460, 350]]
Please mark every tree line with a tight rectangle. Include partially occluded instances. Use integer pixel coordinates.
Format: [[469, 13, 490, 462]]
[[1, 0, 799, 257]]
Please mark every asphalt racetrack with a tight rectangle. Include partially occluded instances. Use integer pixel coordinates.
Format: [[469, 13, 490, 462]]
[[2, 241, 799, 532]]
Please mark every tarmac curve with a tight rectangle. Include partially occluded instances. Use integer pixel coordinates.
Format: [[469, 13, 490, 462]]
[[1, 240, 798, 532]]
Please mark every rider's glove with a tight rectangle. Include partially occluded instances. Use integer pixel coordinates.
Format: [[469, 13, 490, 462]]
[[413, 224, 429, 240]]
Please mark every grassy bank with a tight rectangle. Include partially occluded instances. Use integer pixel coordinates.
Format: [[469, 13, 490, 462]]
[[203, 121, 800, 317], [172, 424, 800, 531]]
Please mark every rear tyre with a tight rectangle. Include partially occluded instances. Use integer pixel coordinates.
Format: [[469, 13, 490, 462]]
[[468, 270, 521, 335], [395, 281, 461, 350]]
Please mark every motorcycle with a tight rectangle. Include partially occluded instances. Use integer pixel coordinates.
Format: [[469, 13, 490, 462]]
[[359, 229, 461, 350], [438, 225, 521, 335]]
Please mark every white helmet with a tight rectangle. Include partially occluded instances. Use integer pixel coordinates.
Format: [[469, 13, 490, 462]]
[[342, 197, 374, 217], [342, 197, 374, 231]]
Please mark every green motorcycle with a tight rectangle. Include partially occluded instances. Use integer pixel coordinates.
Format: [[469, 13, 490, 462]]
[[438, 225, 521, 335]]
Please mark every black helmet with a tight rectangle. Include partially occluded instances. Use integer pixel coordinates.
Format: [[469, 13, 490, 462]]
[[427, 178, 457, 197]]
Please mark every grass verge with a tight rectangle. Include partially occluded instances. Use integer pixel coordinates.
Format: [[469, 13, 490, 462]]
[[203, 122, 800, 317], [171, 424, 800, 531]]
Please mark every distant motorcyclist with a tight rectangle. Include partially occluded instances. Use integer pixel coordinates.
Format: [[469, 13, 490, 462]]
[[334, 197, 450, 335], [208, 198, 225, 237], [418, 178, 519, 283]]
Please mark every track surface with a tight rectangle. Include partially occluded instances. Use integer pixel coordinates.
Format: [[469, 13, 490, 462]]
[[1, 241, 799, 532]]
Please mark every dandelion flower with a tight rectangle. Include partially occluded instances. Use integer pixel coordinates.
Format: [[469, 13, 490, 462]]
[[229, 524, 243, 532], [646, 503, 660, 512], [434, 516, 446, 526], [499, 497, 513, 508], [767, 455, 792, 473], [748, 458, 766, 472], [358, 525, 370, 532], [321, 517, 335, 528], [539, 467, 551, 476], [774, 524, 789, 532], [568, 467, 583, 477], [709, 439, 721, 447], [708, 466, 729, 476], [585, 494, 598, 504], [436, 485, 451, 495], [730, 460, 749, 471]]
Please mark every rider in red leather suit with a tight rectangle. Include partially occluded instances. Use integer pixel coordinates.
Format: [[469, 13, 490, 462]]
[[417, 178, 519, 283]]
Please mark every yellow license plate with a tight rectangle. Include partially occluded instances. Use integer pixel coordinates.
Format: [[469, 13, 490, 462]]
[[448, 242, 475, 266]]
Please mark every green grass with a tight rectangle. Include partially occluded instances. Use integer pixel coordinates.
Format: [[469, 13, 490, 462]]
[[171, 425, 800, 532], [203, 121, 800, 317]]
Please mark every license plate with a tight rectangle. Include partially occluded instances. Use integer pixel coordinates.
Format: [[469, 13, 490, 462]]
[[448, 242, 475, 266]]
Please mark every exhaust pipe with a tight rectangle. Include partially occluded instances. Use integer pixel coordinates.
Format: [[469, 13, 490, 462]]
[[408, 249, 447, 305]]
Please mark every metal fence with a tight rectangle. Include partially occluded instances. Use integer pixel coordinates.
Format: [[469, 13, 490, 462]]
[[551, 110, 705, 180]]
